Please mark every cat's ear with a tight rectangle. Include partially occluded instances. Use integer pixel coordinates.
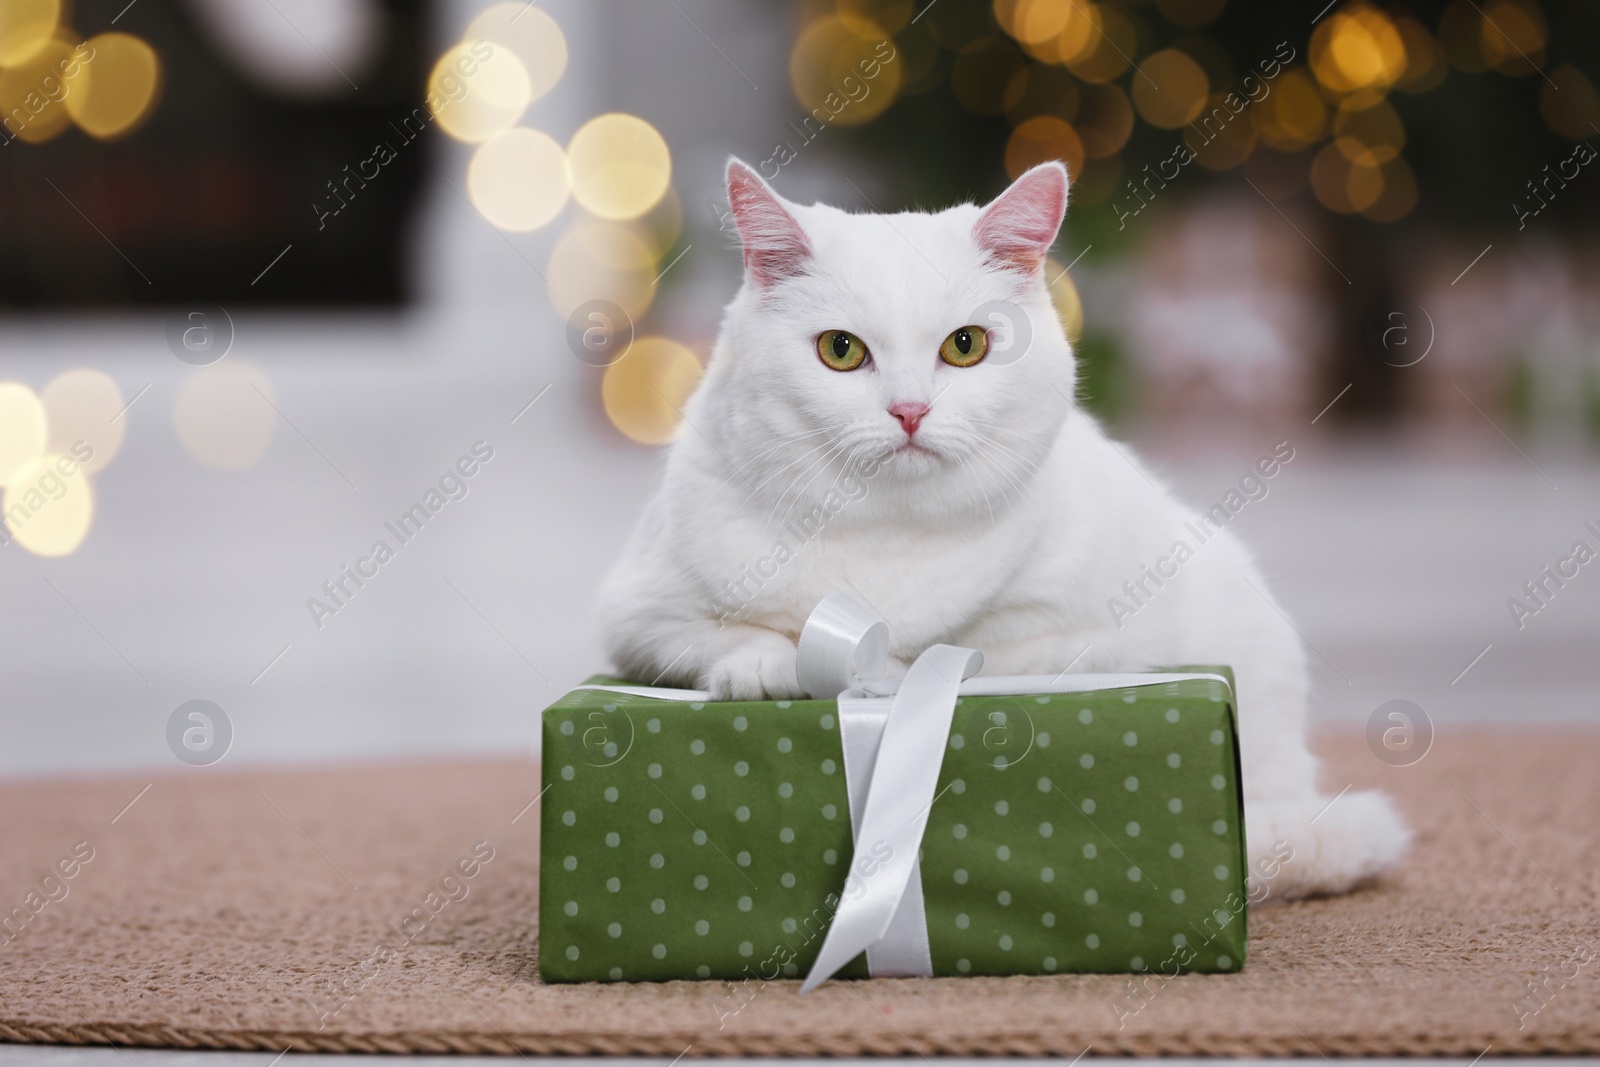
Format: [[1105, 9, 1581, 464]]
[[973, 162, 1068, 274], [726, 158, 811, 288]]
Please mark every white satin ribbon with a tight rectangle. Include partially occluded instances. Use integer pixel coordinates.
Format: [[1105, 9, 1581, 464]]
[[836, 696, 933, 979], [569, 597, 1233, 991], [800, 640, 983, 991], [568, 673, 1232, 704], [796, 592, 894, 698]]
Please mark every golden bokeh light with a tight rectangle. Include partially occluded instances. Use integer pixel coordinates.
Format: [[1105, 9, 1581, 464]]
[[3, 453, 94, 557], [1185, 96, 1257, 170], [1006, 116, 1083, 181], [1310, 141, 1384, 213], [1438, 0, 1490, 73], [174, 361, 277, 472], [1045, 257, 1084, 342], [1346, 163, 1384, 213], [1338, 86, 1387, 112], [1479, 0, 1546, 76], [0, 382, 47, 486], [1309, 5, 1407, 94], [1310, 143, 1352, 212], [602, 337, 704, 446], [428, 40, 531, 143], [41, 368, 125, 474], [1132, 49, 1209, 129], [1006, 62, 1080, 125], [994, 0, 1024, 38], [789, 15, 901, 127], [839, 0, 914, 36], [1332, 97, 1405, 166], [463, 3, 567, 105], [567, 112, 672, 221], [636, 186, 685, 261], [467, 126, 569, 232], [1012, 19, 1061, 61], [1541, 64, 1600, 140], [65, 33, 162, 140], [0, 0, 59, 68], [951, 37, 1028, 115], [894, 20, 942, 90], [1076, 82, 1133, 159], [1361, 156, 1418, 222], [1392, 15, 1446, 92], [1255, 68, 1326, 151], [1053, 2, 1101, 66], [0, 35, 79, 144], [1005, 0, 1073, 46], [1065, 4, 1135, 83], [546, 219, 659, 322]]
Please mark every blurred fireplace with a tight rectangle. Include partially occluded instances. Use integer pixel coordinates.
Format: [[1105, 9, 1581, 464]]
[[0, 0, 430, 308]]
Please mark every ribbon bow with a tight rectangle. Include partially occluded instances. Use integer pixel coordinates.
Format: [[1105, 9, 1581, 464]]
[[793, 593, 984, 992]]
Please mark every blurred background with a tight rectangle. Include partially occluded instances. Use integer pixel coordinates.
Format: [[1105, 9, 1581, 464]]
[[1, 0, 1597, 778]]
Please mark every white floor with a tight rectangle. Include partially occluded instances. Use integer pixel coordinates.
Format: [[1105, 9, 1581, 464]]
[[1, 351, 1596, 780]]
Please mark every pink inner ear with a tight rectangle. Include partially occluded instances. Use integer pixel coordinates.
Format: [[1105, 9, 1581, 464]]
[[727, 163, 811, 288], [973, 164, 1068, 273]]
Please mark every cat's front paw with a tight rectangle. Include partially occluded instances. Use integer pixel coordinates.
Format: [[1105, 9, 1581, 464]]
[[704, 632, 803, 701]]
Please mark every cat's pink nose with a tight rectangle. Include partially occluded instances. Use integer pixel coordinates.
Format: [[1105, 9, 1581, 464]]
[[889, 402, 929, 436]]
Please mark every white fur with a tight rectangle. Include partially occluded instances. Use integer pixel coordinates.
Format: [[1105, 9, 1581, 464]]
[[598, 161, 1409, 900]]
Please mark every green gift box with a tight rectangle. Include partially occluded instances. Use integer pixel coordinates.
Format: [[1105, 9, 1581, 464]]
[[538, 645, 1248, 985]]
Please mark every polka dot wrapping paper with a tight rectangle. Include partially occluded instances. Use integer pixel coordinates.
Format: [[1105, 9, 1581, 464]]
[[538, 669, 1247, 983]]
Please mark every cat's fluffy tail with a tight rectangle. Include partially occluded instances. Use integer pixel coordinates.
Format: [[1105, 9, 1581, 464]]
[[1246, 790, 1411, 901]]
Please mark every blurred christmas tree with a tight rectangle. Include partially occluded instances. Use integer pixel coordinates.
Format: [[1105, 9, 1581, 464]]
[[783, 0, 1600, 424]]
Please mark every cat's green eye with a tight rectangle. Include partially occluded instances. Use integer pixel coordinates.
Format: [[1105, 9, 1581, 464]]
[[817, 329, 869, 372], [940, 326, 989, 368]]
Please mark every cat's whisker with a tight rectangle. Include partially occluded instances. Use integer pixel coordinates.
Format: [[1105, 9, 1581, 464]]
[[957, 453, 998, 531], [978, 450, 1043, 515], [976, 428, 1048, 486], [995, 448, 1047, 506], [982, 433, 1042, 467], [750, 436, 838, 492], [766, 441, 849, 531], [970, 451, 1022, 511], [827, 445, 863, 493], [739, 428, 838, 483], [810, 444, 866, 523], [983, 425, 1051, 456], [971, 444, 1041, 515], [737, 427, 832, 473], [982, 439, 1047, 504], [771, 442, 850, 532], [803, 441, 862, 512], [976, 458, 1002, 531], [776, 441, 856, 530], [984, 423, 1047, 446]]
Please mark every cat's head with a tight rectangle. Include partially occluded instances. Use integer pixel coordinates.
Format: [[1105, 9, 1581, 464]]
[[701, 159, 1075, 522]]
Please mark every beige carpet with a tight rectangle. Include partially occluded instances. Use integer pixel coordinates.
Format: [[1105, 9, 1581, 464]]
[[0, 729, 1596, 1056]]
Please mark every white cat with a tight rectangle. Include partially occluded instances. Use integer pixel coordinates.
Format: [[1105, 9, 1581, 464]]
[[598, 159, 1409, 899]]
